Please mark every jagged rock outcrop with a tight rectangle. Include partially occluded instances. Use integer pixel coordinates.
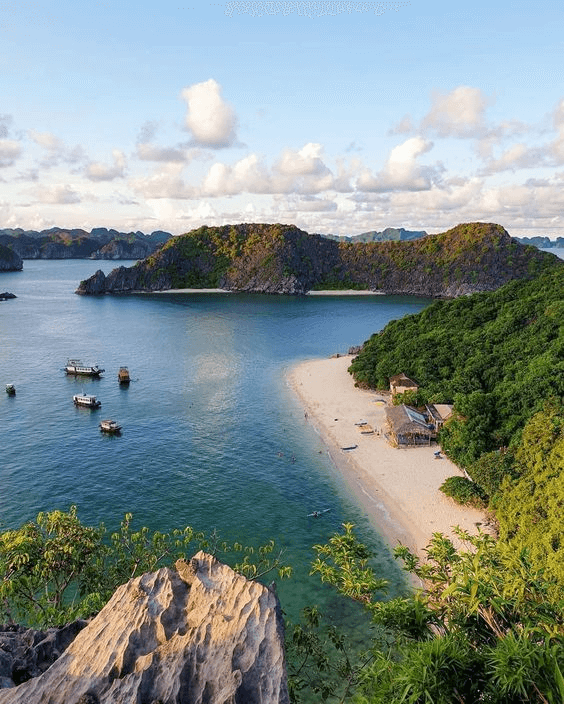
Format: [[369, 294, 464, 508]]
[[78, 269, 107, 295], [0, 292, 17, 301], [0, 551, 289, 704], [0, 245, 22, 272], [76, 221, 562, 298], [0, 621, 88, 688]]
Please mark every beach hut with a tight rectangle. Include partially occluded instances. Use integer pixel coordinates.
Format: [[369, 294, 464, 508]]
[[389, 373, 419, 398], [425, 403, 453, 433], [385, 404, 433, 447]]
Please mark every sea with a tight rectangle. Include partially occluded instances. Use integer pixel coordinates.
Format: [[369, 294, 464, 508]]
[[0, 258, 492, 630]]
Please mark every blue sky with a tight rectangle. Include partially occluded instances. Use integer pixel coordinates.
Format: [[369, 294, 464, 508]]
[[2, 1, 564, 237]]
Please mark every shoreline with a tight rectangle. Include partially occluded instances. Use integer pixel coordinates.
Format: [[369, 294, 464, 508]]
[[150, 289, 384, 296], [288, 355, 491, 557]]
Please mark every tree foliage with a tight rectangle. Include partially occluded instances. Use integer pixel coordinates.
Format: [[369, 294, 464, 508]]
[[308, 524, 564, 704], [495, 400, 564, 584], [0, 507, 291, 627]]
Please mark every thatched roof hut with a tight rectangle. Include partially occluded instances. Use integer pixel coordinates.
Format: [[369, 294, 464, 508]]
[[389, 373, 419, 397], [385, 404, 433, 447]]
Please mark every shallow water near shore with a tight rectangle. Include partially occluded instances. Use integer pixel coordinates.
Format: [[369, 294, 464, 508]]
[[1, 260, 432, 626]]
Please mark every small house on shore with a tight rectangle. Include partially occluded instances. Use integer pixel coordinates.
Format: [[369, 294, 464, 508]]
[[425, 403, 453, 433], [389, 373, 419, 398], [385, 404, 434, 447]]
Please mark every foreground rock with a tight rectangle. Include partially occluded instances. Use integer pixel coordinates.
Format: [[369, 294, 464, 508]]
[[0, 552, 289, 703], [76, 222, 562, 297]]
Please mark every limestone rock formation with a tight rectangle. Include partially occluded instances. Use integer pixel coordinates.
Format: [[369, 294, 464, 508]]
[[77, 269, 107, 295], [0, 552, 289, 704], [0, 228, 171, 260], [75, 221, 562, 298], [0, 245, 22, 272]]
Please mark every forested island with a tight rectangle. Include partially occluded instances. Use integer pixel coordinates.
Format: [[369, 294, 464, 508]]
[[0, 227, 170, 261], [76, 221, 560, 297]]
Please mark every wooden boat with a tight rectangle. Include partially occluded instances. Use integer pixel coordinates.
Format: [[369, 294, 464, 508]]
[[65, 359, 104, 377], [100, 419, 122, 434], [73, 393, 101, 408], [118, 366, 130, 384], [5, 384, 16, 396]]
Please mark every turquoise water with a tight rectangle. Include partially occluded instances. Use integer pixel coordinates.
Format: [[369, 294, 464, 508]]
[[0, 260, 432, 622]]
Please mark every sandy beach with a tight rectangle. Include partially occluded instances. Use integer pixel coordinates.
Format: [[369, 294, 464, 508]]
[[288, 355, 491, 557]]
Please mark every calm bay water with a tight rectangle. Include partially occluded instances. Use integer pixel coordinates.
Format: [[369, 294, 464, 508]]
[[1, 260, 432, 622]]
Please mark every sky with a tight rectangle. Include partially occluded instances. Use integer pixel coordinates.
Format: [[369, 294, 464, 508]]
[[2, 0, 564, 238]]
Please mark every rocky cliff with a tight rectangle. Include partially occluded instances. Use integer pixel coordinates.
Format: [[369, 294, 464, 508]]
[[0, 551, 289, 704], [0, 228, 171, 260], [76, 222, 562, 298], [0, 244, 23, 272]]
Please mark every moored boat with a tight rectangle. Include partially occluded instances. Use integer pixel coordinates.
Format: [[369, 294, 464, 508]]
[[100, 419, 122, 434], [73, 393, 101, 408], [65, 359, 104, 377], [5, 384, 16, 396], [118, 366, 130, 384]]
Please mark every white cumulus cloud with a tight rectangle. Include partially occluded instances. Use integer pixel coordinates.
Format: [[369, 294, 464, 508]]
[[0, 139, 22, 167], [85, 150, 126, 181], [356, 137, 439, 192], [421, 86, 490, 138], [181, 79, 238, 149], [32, 184, 81, 204]]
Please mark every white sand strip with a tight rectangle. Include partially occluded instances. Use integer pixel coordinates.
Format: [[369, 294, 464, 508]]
[[288, 355, 491, 556]]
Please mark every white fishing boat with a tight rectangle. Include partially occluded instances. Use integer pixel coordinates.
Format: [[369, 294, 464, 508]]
[[100, 419, 122, 434], [73, 393, 101, 408], [65, 359, 104, 377]]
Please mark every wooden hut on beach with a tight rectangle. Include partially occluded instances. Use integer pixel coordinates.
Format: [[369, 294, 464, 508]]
[[389, 373, 419, 398], [385, 404, 434, 447]]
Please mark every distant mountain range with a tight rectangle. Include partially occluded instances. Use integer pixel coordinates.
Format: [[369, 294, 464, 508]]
[[76, 222, 562, 298], [0, 227, 171, 262], [320, 227, 428, 242]]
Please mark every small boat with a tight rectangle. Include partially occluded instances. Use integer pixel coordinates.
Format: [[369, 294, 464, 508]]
[[308, 508, 331, 518], [100, 419, 122, 434], [118, 366, 130, 384], [5, 384, 16, 396], [65, 359, 104, 377], [341, 444, 358, 451], [73, 393, 101, 408]]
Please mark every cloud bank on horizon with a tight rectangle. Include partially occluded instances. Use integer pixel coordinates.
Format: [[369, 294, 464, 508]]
[[1, 0, 564, 238]]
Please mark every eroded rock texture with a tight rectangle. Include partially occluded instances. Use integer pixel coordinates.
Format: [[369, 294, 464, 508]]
[[0, 552, 289, 704]]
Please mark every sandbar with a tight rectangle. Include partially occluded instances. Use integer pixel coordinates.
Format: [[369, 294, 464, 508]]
[[288, 355, 492, 557]]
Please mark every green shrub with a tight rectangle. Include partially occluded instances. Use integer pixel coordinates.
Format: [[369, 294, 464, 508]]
[[439, 476, 487, 508]]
